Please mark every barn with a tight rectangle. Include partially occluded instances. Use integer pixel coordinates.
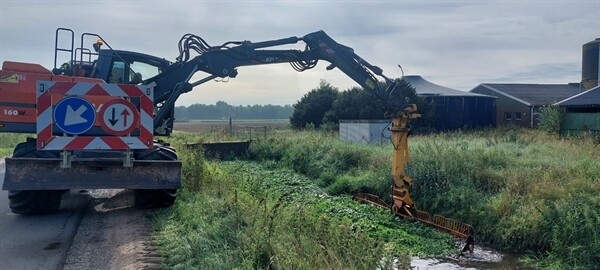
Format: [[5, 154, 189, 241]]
[[403, 75, 496, 130], [555, 86, 600, 138], [338, 76, 497, 144], [470, 83, 582, 128]]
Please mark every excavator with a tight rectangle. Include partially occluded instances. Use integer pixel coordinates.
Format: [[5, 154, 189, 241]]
[[0, 27, 472, 248]]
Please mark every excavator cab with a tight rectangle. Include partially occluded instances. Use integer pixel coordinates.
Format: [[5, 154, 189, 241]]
[[53, 28, 171, 85], [94, 50, 171, 84]]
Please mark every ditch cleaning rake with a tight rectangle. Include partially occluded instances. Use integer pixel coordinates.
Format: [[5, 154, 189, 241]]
[[353, 104, 474, 251]]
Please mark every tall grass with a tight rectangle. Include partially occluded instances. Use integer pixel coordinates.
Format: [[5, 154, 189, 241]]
[[153, 137, 455, 269], [0, 133, 29, 157], [250, 132, 393, 197], [249, 127, 600, 269]]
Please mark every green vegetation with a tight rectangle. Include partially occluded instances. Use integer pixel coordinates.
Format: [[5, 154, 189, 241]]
[[152, 138, 455, 269], [290, 80, 340, 129], [175, 100, 293, 121], [248, 128, 600, 269], [3, 126, 596, 269], [290, 79, 434, 130], [0, 133, 28, 157], [538, 105, 564, 134]]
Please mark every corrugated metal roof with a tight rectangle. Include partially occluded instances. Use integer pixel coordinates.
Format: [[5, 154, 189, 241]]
[[476, 83, 582, 106], [556, 85, 600, 107], [403, 75, 493, 97]]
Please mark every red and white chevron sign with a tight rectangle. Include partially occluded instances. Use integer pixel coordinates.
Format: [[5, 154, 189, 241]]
[[36, 81, 154, 150]]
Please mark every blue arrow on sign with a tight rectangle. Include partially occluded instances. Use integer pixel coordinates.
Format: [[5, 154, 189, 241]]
[[53, 96, 96, 135]]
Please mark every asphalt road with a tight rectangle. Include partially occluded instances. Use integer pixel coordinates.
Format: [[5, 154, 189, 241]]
[[0, 158, 90, 270]]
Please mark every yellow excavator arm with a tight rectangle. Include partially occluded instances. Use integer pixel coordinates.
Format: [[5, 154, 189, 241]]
[[354, 104, 474, 251]]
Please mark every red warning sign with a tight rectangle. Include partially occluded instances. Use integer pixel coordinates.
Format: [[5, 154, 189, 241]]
[[98, 99, 140, 136]]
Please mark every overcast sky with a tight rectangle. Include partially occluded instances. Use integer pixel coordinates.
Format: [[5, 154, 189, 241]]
[[1, 0, 598, 106]]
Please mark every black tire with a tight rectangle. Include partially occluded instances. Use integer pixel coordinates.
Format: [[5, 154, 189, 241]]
[[8, 190, 63, 215], [133, 189, 177, 209], [8, 139, 63, 215], [133, 144, 178, 209]]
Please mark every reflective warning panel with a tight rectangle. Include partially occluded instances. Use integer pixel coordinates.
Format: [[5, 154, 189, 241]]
[[36, 81, 154, 150]]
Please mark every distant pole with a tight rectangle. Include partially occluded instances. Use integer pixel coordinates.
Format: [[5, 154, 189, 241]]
[[229, 117, 233, 137]]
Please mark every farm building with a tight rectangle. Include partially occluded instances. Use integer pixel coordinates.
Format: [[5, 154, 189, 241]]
[[470, 83, 583, 128], [555, 86, 600, 138], [403, 75, 496, 130], [339, 120, 391, 144]]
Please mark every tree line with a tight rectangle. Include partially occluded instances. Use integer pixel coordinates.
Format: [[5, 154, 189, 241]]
[[174, 79, 434, 130], [290, 80, 434, 130], [175, 101, 293, 120]]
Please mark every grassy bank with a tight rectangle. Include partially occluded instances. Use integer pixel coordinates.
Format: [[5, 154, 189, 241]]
[[151, 141, 456, 269], [0, 133, 28, 157], [248, 128, 600, 270]]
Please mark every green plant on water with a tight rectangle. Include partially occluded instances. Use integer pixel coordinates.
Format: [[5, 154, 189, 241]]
[[153, 136, 458, 268], [152, 154, 456, 269]]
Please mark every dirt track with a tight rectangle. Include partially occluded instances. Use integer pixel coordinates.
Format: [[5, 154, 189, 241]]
[[63, 190, 161, 270]]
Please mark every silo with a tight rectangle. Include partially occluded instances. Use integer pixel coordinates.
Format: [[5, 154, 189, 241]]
[[582, 38, 600, 90]]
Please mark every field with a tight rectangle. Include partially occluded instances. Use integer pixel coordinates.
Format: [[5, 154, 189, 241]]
[[174, 119, 289, 133], [157, 127, 600, 270], [173, 119, 290, 144]]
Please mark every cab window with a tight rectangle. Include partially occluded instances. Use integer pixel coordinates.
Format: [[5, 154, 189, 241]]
[[110, 59, 162, 84], [129, 61, 160, 82], [109, 61, 125, 83]]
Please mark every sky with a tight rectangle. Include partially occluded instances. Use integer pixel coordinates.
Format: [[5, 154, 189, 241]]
[[1, 0, 599, 107]]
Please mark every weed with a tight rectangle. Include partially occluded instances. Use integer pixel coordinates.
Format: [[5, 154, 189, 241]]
[[152, 155, 453, 269], [0, 133, 29, 157]]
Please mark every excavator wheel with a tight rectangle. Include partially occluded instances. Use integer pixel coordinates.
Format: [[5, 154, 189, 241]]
[[8, 139, 64, 215], [8, 190, 63, 215], [133, 189, 177, 209], [133, 143, 178, 209]]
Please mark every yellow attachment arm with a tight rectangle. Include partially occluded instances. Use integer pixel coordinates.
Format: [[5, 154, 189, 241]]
[[389, 104, 420, 216]]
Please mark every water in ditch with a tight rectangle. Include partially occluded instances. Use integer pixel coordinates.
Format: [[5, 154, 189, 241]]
[[411, 243, 533, 270]]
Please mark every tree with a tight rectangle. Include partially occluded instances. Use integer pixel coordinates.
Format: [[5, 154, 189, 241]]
[[323, 86, 384, 124], [290, 80, 339, 129], [174, 106, 188, 121], [537, 105, 564, 134], [323, 78, 435, 131]]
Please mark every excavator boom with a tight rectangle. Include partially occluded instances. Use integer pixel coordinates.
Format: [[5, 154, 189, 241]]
[[95, 29, 476, 244], [136, 30, 475, 244]]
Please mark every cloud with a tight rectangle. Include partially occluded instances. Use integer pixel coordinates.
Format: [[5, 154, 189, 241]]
[[1, 0, 598, 105], [487, 62, 581, 84]]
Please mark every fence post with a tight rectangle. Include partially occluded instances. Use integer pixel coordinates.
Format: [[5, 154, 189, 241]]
[[229, 117, 233, 137]]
